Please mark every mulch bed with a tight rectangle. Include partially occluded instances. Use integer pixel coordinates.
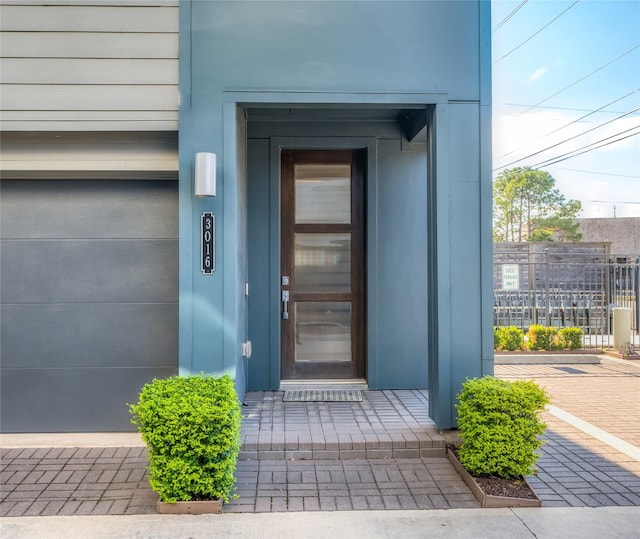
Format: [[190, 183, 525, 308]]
[[449, 446, 537, 500], [474, 475, 537, 499]]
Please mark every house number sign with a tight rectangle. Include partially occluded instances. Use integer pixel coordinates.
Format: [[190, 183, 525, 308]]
[[201, 212, 215, 274]]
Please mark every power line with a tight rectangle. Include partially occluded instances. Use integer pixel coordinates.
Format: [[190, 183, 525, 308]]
[[500, 89, 640, 160], [500, 102, 639, 114], [587, 200, 640, 205], [514, 44, 640, 119], [498, 105, 640, 169], [531, 126, 640, 168], [554, 167, 640, 179], [493, 126, 640, 172], [493, 0, 528, 33], [494, 0, 580, 63], [531, 128, 640, 168]]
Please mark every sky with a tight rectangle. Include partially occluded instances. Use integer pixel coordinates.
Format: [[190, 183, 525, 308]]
[[492, 0, 640, 218]]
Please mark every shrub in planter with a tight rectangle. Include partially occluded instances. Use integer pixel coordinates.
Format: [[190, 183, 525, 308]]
[[456, 376, 549, 479], [495, 326, 524, 351], [526, 324, 558, 351], [558, 327, 583, 350], [129, 374, 242, 503]]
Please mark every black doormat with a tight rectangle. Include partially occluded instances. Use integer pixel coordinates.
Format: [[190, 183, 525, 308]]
[[283, 390, 364, 402]]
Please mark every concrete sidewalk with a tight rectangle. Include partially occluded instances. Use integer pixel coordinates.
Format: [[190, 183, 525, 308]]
[[2, 507, 639, 539]]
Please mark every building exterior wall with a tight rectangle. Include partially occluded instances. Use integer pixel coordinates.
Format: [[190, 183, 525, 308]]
[[0, 0, 492, 432], [179, 0, 493, 428], [577, 218, 640, 257], [0, 0, 178, 131]]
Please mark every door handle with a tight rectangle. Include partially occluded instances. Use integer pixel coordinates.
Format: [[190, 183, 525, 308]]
[[282, 290, 289, 320]]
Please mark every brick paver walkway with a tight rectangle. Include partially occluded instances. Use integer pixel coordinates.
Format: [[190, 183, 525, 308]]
[[496, 357, 640, 507], [1, 390, 473, 516], [525, 415, 640, 507], [0, 447, 156, 517], [240, 390, 445, 460], [0, 449, 478, 516], [2, 357, 639, 516], [496, 359, 640, 447], [225, 458, 477, 512]]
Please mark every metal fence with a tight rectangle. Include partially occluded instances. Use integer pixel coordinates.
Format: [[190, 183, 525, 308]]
[[494, 249, 639, 350]]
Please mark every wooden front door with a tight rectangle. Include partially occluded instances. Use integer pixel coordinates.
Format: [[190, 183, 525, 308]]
[[280, 150, 365, 380]]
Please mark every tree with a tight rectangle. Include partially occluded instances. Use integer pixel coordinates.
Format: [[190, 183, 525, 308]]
[[493, 167, 582, 242]]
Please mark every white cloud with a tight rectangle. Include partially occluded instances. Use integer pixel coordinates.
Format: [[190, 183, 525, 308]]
[[493, 108, 574, 165], [528, 67, 548, 82], [493, 108, 640, 170], [492, 107, 640, 218]]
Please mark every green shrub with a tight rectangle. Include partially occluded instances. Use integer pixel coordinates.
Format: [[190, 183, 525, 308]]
[[494, 326, 500, 350], [495, 326, 524, 351], [456, 376, 549, 479], [526, 324, 559, 350], [129, 374, 242, 503], [558, 327, 583, 350]]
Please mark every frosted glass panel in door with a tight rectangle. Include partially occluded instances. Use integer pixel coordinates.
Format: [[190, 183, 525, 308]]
[[295, 233, 351, 292], [295, 302, 352, 362], [295, 164, 351, 223]]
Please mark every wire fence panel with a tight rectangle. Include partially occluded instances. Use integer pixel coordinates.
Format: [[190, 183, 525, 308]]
[[494, 247, 639, 350]]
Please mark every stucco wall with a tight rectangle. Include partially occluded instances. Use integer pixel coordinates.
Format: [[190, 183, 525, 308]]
[[578, 218, 640, 256]]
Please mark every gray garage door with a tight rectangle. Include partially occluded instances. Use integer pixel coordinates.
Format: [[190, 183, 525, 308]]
[[0, 179, 178, 432]]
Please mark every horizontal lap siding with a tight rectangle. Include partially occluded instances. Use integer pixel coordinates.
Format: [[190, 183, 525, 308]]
[[2, 85, 178, 110], [0, 2, 179, 131], [0, 131, 178, 178], [2, 59, 178, 84], [1, 32, 178, 59]]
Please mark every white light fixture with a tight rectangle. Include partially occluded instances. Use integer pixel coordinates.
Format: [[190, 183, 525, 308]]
[[194, 152, 216, 197]]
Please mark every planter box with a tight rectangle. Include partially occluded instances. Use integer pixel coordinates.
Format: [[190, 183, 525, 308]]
[[447, 447, 541, 508], [603, 350, 640, 360], [157, 499, 223, 515]]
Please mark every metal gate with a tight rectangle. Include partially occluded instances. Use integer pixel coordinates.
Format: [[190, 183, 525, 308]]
[[494, 247, 639, 350]]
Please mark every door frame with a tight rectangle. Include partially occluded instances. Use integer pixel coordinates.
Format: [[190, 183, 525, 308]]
[[280, 149, 366, 381], [268, 137, 378, 388]]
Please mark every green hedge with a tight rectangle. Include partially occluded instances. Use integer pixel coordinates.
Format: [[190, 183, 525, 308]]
[[456, 376, 549, 479], [526, 324, 558, 350], [558, 327, 583, 350], [129, 374, 242, 503], [493, 325, 584, 351], [495, 326, 524, 351]]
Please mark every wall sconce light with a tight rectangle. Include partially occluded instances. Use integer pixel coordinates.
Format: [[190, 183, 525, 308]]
[[194, 152, 216, 197]]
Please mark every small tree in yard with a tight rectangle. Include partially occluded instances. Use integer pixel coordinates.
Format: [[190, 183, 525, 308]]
[[456, 377, 549, 479], [493, 167, 581, 242]]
